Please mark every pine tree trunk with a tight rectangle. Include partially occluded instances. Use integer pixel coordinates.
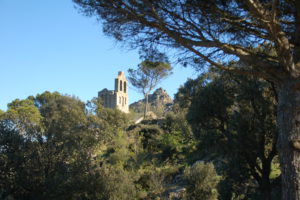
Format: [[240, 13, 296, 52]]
[[260, 177, 271, 200], [260, 164, 272, 200], [277, 79, 300, 200], [144, 94, 148, 118]]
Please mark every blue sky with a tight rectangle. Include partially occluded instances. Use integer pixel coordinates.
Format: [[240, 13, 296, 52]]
[[0, 0, 197, 111]]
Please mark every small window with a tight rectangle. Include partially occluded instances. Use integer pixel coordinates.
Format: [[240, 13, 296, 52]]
[[119, 97, 121, 104], [125, 98, 127, 105], [124, 82, 127, 93], [120, 80, 123, 91]]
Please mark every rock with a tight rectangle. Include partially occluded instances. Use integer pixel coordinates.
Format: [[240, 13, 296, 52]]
[[130, 88, 173, 116], [168, 187, 186, 200]]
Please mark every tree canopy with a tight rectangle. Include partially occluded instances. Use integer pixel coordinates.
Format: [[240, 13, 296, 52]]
[[128, 60, 172, 117], [175, 70, 278, 199], [74, 0, 299, 81]]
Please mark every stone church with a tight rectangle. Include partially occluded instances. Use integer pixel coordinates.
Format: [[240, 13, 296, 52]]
[[98, 71, 129, 113]]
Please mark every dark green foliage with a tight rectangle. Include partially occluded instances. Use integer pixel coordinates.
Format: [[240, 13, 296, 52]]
[[0, 73, 280, 200], [96, 165, 137, 200], [184, 162, 221, 200], [160, 113, 194, 160], [0, 92, 133, 200], [140, 124, 164, 152], [1, 94, 90, 199], [175, 70, 279, 199], [72, 0, 298, 81]]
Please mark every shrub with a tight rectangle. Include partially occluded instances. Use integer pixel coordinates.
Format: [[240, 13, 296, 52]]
[[184, 162, 221, 200]]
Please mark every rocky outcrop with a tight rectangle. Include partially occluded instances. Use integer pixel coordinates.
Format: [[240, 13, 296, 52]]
[[129, 88, 173, 116]]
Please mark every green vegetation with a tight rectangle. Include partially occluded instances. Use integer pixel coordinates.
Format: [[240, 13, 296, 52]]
[[179, 70, 279, 199], [128, 60, 172, 118], [73, 1, 300, 198], [184, 162, 221, 200], [0, 68, 281, 199]]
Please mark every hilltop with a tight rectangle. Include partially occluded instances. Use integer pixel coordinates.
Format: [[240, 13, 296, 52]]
[[129, 88, 173, 117]]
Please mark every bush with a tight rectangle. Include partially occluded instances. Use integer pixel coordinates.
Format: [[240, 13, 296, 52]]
[[99, 165, 137, 200], [184, 162, 221, 200]]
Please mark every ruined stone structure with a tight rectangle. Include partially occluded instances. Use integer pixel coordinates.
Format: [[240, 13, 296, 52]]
[[98, 71, 129, 113]]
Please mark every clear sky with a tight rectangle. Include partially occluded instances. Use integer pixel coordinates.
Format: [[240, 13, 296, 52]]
[[0, 0, 197, 111]]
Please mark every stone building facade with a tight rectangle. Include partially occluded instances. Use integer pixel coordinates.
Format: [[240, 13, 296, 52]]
[[98, 71, 129, 113]]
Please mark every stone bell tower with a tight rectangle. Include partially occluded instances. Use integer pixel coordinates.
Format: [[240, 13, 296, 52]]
[[98, 71, 129, 113], [114, 71, 129, 113]]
